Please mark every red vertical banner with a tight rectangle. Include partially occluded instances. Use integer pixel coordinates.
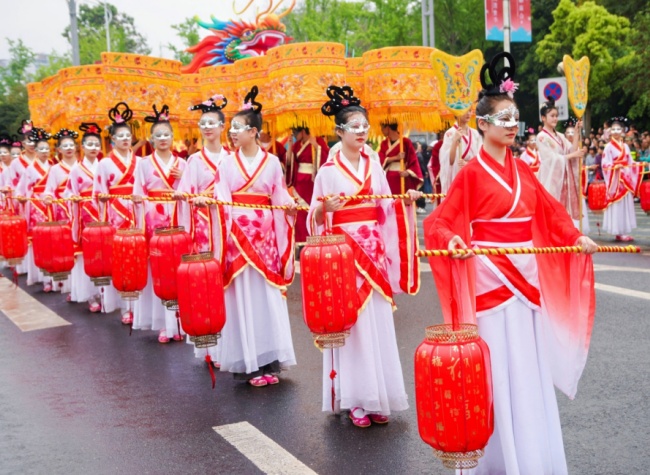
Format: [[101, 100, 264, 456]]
[[485, 0, 504, 41], [510, 0, 532, 42]]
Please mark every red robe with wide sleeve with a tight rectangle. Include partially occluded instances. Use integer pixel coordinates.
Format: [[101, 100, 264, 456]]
[[379, 136, 423, 194]]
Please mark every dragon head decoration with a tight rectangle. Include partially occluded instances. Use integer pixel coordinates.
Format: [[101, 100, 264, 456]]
[[182, 0, 295, 73]]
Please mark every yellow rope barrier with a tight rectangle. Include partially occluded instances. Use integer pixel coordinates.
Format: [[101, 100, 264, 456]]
[[417, 245, 640, 257], [318, 193, 446, 202]]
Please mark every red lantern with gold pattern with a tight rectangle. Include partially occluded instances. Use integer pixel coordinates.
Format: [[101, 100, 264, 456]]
[[300, 234, 359, 349], [0, 215, 28, 265], [640, 181, 650, 216], [415, 324, 494, 470], [32, 221, 75, 281], [587, 181, 607, 214], [81, 222, 115, 286], [177, 252, 226, 348], [111, 228, 148, 300], [149, 226, 193, 309]]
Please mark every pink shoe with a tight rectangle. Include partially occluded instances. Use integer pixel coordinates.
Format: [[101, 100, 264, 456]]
[[368, 414, 390, 424], [88, 302, 101, 313], [172, 334, 183, 342], [43, 283, 52, 293], [248, 376, 268, 387], [158, 330, 170, 344], [213, 361, 221, 369], [621, 235, 634, 242], [349, 408, 371, 428], [66, 294, 72, 303], [121, 311, 133, 325], [262, 374, 279, 385]]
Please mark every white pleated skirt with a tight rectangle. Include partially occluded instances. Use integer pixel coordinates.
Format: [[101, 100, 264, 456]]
[[25, 245, 46, 286], [101, 284, 123, 314], [132, 264, 181, 335], [322, 291, 409, 415], [571, 198, 590, 234], [218, 266, 296, 375], [466, 298, 568, 475], [70, 255, 97, 303], [603, 192, 636, 235]]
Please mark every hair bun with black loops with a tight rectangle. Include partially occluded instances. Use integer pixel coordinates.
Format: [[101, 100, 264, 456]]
[[79, 122, 102, 138], [53, 128, 79, 141], [242, 86, 263, 114], [11, 135, 22, 148], [108, 102, 133, 125], [28, 128, 51, 143], [17, 119, 34, 136], [144, 104, 170, 124], [479, 52, 518, 98], [321, 85, 361, 117], [0, 134, 12, 148], [191, 94, 228, 113]]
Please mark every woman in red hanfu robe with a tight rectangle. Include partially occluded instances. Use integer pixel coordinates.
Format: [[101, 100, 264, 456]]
[[132, 105, 187, 344], [601, 117, 643, 241], [195, 86, 297, 387], [308, 86, 421, 428], [16, 128, 52, 290], [519, 128, 540, 175], [286, 126, 329, 243], [93, 103, 141, 325], [424, 54, 597, 474], [378, 121, 423, 194], [175, 94, 231, 364]]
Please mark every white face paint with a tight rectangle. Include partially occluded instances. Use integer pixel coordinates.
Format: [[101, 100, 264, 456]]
[[611, 126, 624, 135], [23, 140, 35, 146], [198, 119, 224, 130], [113, 132, 132, 140], [0, 150, 10, 157], [59, 143, 76, 151], [337, 118, 370, 134], [229, 120, 252, 134], [477, 104, 519, 128], [83, 141, 101, 151], [565, 129, 575, 138], [152, 132, 173, 140], [11, 152, 20, 159]]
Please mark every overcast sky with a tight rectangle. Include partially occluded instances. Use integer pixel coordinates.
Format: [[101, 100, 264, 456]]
[[0, 0, 264, 59]]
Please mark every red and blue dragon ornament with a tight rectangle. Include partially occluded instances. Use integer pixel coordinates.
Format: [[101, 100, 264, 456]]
[[182, 0, 295, 73]]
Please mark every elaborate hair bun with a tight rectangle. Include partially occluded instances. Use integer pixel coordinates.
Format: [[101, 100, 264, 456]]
[[0, 134, 12, 148], [28, 128, 51, 143], [564, 117, 577, 129], [79, 122, 102, 138], [190, 94, 228, 113], [11, 135, 22, 148], [479, 52, 518, 98], [108, 102, 134, 124], [53, 128, 79, 141], [144, 104, 171, 124], [17, 119, 34, 136], [242, 86, 262, 114], [610, 116, 629, 131], [321, 85, 361, 117]]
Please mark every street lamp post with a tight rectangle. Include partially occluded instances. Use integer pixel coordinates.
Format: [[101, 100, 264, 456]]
[[103, 2, 112, 53], [503, 0, 511, 53], [67, 0, 80, 65], [421, 0, 434, 48]]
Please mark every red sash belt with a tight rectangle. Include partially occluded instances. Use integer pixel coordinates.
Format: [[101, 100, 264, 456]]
[[80, 189, 93, 198], [32, 185, 46, 195], [109, 184, 133, 196], [472, 220, 532, 244], [332, 206, 379, 227], [148, 189, 173, 199], [231, 193, 271, 206]]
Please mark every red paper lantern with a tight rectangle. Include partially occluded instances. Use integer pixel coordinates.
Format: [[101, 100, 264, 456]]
[[587, 181, 607, 214], [32, 221, 75, 281], [300, 234, 359, 349], [640, 181, 650, 216], [0, 215, 28, 265], [111, 228, 148, 300], [81, 222, 116, 286], [415, 324, 494, 470], [149, 226, 193, 309], [177, 252, 226, 348]]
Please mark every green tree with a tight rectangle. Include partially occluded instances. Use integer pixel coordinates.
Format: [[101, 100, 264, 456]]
[[33, 51, 72, 81], [536, 0, 632, 129], [619, 7, 650, 130], [0, 39, 35, 97], [595, 0, 648, 20], [63, 3, 151, 65], [167, 16, 201, 65], [433, 0, 490, 55]]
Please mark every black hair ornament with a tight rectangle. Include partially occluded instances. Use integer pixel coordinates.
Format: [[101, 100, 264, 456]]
[[242, 86, 263, 114], [11, 135, 23, 148], [144, 104, 171, 124], [609, 116, 629, 130], [321, 85, 361, 117], [53, 128, 79, 141], [0, 134, 12, 149], [28, 128, 51, 143], [17, 119, 34, 136], [108, 102, 134, 125], [190, 94, 228, 113], [79, 122, 103, 139], [479, 52, 519, 98]]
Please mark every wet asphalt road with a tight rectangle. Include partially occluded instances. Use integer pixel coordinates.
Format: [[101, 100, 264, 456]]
[[1, 205, 649, 475]]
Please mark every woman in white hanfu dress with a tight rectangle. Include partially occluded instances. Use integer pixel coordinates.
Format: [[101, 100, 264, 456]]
[[16, 128, 52, 290], [536, 104, 590, 232], [195, 86, 297, 387], [93, 102, 140, 325], [601, 117, 643, 242], [175, 94, 231, 364], [132, 105, 187, 344], [308, 85, 421, 428], [439, 109, 482, 193], [63, 123, 121, 313], [424, 53, 597, 475]]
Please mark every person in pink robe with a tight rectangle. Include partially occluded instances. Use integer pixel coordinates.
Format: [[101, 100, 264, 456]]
[[132, 104, 187, 344], [93, 103, 140, 325], [0, 136, 13, 212], [308, 85, 421, 428], [424, 53, 597, 474], [438, 111, 482, 193], [194, 86, 297, 387], [378, 122, 423, 194], [16, 128, 52, 290]]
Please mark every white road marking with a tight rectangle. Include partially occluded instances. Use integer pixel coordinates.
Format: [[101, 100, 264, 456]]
[[0, 277, 71, 331], [595, 283, 650, 301], [594, 265, 650, 274], [213, 421, 318, 475]]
